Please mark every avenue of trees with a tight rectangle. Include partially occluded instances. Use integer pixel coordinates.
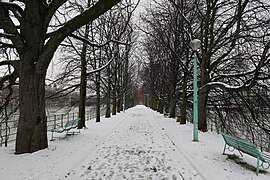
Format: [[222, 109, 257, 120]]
[[140, 0, 270, 150], [0, 0, 143, 154], [46, 0, 138, 127], [1, 0, 270, 154]]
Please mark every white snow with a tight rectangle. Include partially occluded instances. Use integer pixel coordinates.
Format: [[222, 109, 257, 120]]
[[0, 105, 269, 179]]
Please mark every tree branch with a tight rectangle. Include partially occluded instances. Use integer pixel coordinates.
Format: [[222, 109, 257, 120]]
[[0, 60, 20, 70], [1, 1, 23, 17], [86, 56, 115, 76], [36, 0, 121, 73], [0, 3, 26, 54], [0, 41, 15, 48], [69, 33, 131, 47], [44, 0, 67, 28]]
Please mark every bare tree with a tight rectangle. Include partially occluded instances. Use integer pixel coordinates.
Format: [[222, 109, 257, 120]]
[[140, 0, 270, 135], [0, 0, 121, 154], [48, 0, 138, 124]]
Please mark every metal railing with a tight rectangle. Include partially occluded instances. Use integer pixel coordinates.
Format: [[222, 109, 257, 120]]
[[207, 108, 270, 152], [0, 105, 106, 147]]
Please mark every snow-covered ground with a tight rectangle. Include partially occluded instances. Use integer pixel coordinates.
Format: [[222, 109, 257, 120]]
[[0, 105, 269, 180]]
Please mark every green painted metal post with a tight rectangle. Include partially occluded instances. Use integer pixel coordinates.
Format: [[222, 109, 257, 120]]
[[193, 52, 199, 142], [256, 157, 259, 175], [190, 39, 200, 142]]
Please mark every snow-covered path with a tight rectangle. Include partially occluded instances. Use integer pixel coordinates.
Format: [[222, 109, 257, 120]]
[[65, 106, 204, 180], [0, 105, 269, 180]]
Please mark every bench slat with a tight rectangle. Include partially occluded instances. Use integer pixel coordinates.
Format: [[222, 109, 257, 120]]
[[51, 118, 80, 140], [51, 127, 65, 133], [221, 132, 270, 175], [262, 152, 270, 163]]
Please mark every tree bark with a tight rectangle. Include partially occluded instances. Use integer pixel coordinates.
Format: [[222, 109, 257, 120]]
[[157, 98, 162, 113], [169, 98, 176, 118], [112, 89, 117, 115], [105, 66, 111, 118], [15, 0, 48, 154], [198, 52, 210, 132], [117, 97, 122, 113], [96, 71, 101, 122], [168, 56, 179, 118], [78, 52, 87, 128], [112, 63, 117, 115], [179, 73, 188, 124], [16, 68, 48, 154], [179, 93, 187, 124], [198, 90, 208, 132], [78, 23, 89, 129]]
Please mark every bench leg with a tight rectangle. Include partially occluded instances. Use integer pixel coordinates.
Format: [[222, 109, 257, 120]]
[[223, 143, 227, 155], [51, 131, 54, 141], [256, 158, 260, 175], [238, 150, 243, 157], [65, 131, 69, 140]]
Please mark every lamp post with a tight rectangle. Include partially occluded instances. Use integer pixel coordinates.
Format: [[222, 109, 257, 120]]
[[190, 39, 201, 142]]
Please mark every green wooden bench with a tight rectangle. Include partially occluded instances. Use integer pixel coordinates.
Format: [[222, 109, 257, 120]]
[[51, 118, 81, 140], [221, 133, 270, 175]]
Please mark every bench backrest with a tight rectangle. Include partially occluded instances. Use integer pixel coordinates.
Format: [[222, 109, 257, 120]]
[[221, 133, 264, 160], [64, 118, 80, 130]]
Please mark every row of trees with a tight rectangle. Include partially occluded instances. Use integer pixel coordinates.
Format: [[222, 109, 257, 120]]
[[0, 0, 140, 154], [47, 0, 139, 127], [140, 0, 270, 149]]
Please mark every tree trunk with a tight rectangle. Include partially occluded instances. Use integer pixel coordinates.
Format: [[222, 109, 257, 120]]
[[120, 97, 123, 111], [168, 63, 178, 118], [160, 97, 164, 114], [117, 96, 122, 113], [15, 69, 48, 154], [78, 23, 89, 128], [144, 95, 148, 107], [78, 61, 87, 127], [157, 98, 162, 113], [15, 3, 48, 154], [8, 0, 121, 155], [123, 94, 127, 111], [198, 53, 210, 132], [151, 98, 157, 111], [112, 66, 117, 115], [198, 89, 208, 132], [78, 57, 87, 128], [105, 66, 111, 118], [112, 90, 117, 115], [179, 74, 188, 124], [96, 72, 101, 122], [169, 98, 176, 118], [179, 93, 187, 124]]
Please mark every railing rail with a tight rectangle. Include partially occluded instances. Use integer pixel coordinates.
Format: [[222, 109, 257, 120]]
[[0, 105, 106, 147]]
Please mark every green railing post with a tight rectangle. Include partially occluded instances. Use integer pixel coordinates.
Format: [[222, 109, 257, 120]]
[[61, 114, 64, 127], [54, 115, 57, 129]]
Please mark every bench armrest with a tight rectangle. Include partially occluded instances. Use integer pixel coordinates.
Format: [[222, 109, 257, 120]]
[[54, 124, 62, 128], [262, 152, 270, 163], [51, 127, 65, 133]]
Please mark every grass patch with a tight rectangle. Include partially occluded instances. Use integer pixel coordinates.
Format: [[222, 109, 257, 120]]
[[226, 154, 268, 174]]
